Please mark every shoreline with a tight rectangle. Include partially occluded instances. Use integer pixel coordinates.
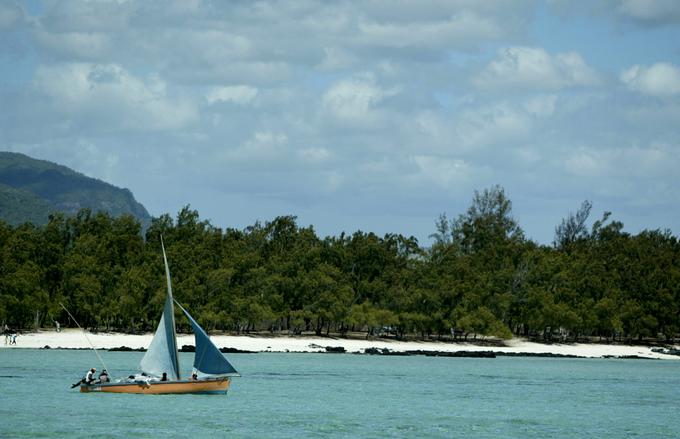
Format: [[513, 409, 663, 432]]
[[2, 329, 679, 360]]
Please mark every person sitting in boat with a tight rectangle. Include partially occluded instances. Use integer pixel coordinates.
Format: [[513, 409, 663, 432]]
[[126, 373, 152, 383], [189, 372, 198, 381], [160, 372, 168, 382], [98, 369, 110, 383], [72, 367, 97, 388], [85, 367, 96, 384], [70, 367, 95, 388]]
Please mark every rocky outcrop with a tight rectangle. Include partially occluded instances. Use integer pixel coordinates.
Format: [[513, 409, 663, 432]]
[[363, 348, 495, 358], [108, 346, 146, 352]]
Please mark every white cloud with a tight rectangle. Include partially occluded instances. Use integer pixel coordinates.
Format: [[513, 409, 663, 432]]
[[453, 102, 533, 150], [34, 30, 112, 59], [33, 63, 197, 131], [321, 171, 344, 192], [3, 0, 680, 243], [0, 2, 23, 30], [38, 0, 135, 32], [514, 146, 542, 165], [167, 60, 292, 85], [298, 147, 332, 163], [523, 94, 558, 117], [223, 131, 289, 162], [357, 10, 502, 50], [28, 1, 534, 79], [475, 46, 599, 90], [616, 0, 680, 24], [317, 47, 356, 71], [405, 95, 560, 159], [206, 86, 258, 105], [562, 143, 678, 180], [168, 30, 253, 65], [620, 63, 680, 96], [322, 74, 399, 121], [563, 150, 604, 177], [410, 155, 474, 188], [548, 0, 680, 26], [621, 101, 680, 133]]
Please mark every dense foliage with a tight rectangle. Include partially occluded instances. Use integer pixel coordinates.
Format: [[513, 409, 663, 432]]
[[0, 152, 150, 227], [1, 186, 678, 343]]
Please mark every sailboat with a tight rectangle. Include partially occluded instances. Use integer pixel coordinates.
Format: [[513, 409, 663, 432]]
[[80, 239, 240, 394]]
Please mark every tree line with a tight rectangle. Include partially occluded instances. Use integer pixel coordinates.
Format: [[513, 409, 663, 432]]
[[1, 185, 678, 343]]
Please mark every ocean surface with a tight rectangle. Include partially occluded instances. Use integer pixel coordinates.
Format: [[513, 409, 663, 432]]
[[1, 349, 679, 438]]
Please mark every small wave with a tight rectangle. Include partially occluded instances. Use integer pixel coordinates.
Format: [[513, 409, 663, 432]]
[[252, 371, 347, 378]]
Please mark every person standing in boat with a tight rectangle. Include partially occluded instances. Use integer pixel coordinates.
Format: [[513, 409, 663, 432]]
[[161, 372, 168, 382]]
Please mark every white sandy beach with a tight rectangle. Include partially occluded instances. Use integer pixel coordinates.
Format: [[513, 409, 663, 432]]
[[2, 329, 678, 360]]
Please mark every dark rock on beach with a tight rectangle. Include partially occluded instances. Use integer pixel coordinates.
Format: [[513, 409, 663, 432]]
[[359, 349, 599, 359], [219, 347, 256, 354], [495, 352, 582, 359], [603, 355, 654, 360], [180, 345, 195, 352], [363, 348, 408, 355], [423, 350, 496, 358], [364, 347, 387, 355], [363, 348, 495, 358], [108, 346, 146, 352], [380, 350, 411, 356], [325, 346, 346, 353]]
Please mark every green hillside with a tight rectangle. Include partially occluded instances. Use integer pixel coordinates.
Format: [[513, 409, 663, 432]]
[[0, 151, 151, 227]]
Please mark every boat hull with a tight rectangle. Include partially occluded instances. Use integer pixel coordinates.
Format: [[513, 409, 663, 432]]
[[80, 378, 230, 395]]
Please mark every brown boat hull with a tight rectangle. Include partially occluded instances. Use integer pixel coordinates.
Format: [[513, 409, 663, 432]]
[[80, 378, 230, 394]]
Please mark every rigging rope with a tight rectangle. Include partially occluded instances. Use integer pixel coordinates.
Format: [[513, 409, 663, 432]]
[[59, 303, 112, 380]]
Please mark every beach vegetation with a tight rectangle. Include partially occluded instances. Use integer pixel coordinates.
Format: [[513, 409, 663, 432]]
[[0, 186, 678, 344]]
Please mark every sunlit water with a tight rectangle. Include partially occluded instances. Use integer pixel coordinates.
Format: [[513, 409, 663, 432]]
[[1, 349, 679, 438]]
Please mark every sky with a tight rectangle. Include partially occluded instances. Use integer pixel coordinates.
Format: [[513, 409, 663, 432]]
[[1, 0, 679, 244]]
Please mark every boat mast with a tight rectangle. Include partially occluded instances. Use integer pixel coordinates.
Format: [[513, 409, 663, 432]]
[[160, 236, 181, 380]]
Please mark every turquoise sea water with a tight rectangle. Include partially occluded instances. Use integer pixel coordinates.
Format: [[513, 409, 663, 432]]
[[1, 349, 679, 438]]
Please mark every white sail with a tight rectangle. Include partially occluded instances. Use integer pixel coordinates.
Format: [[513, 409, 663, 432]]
[[139, 238, 180, 380]]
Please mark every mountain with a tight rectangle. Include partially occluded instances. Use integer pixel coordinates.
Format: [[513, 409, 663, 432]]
[[0, 152, 151, 228]]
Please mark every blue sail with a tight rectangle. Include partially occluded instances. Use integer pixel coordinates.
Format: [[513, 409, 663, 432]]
[[175, 302, 239, 376]]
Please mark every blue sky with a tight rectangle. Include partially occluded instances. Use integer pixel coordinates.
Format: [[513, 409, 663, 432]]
[[1, 0, 679, 244]]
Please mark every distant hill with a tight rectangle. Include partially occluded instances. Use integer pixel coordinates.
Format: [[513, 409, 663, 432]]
[[0, 152, 151, 228]]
